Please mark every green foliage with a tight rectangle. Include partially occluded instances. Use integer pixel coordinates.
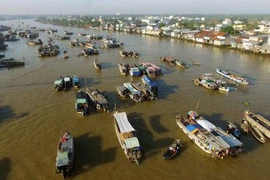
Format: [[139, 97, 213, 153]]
[[221, 25, 235, 34], [159, 23, 165, 27]]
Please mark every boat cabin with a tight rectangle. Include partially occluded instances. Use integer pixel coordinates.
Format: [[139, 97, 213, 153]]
[[71, 75, 80, 89], [75, 91, 88, 116], [54, 78, 64, 91]]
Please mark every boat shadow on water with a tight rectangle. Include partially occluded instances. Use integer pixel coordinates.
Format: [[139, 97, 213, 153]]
[[149, 114, 170, 134], [127, 112, 179, 161], [155, 79, 179, 100], [0, 105, 29, 123], [69, 133, 117, 178], [0, 157, 11, 180], [200, 113, 260, 155]]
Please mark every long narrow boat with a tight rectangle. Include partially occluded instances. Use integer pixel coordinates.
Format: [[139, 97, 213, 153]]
[[75, 90, 89, 116], [123, 83, 144, 103], [216, 68, 249, 85], [244, 110, 270, 139], [248, 124, 266, 144], [175, 114, 227, 159], [55, 131, 74, 180], [193, 76, 219, 90], [93, 59, 102, 69], [203, 73, 230, 92], [0, 57, 25, 68], [113, 111, 142, 164], [86, 87, 108, 112], [132, 82, 157, 100], [141, 75, 158, 96]]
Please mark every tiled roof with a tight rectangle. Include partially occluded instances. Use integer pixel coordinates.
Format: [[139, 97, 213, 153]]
[[195, 31, 227, 39]]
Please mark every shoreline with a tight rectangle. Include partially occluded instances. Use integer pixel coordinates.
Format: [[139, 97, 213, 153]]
[[35, 20, 270, 57]]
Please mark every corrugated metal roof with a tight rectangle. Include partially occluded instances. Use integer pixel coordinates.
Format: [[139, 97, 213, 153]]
[[124, 137, 140, 149], [114, 112, 135, 133]]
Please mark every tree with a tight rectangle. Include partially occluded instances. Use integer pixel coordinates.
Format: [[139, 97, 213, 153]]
[[221, 25, 235, 34]]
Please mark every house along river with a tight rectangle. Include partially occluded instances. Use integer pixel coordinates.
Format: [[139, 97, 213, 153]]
[[0, 19, 270, 180]]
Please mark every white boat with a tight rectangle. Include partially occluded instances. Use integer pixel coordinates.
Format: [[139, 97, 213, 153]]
[[175, 114, 227, 159], [113, 111, 142, 164], [123, 83, 144, 103], [216, 68, 249, 85], [194, 116, 243, 155]]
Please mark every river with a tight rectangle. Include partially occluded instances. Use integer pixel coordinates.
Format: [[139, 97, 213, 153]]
[[0, 19, 270, 180]]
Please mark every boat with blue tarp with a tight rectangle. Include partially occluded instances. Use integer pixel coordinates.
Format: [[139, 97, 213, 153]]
[[71, 75, 80, 89], [176, 114, 228, 159], [141, 75, 158, 96]]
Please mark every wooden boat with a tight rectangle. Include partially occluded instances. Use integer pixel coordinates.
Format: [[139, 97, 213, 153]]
[[26, 40, 36, 46], [119, 50, 139, 58], [240, 119, 249, 134], [193, 60, 200, 65], [116, 85, 129, 98], [63, 55, 68, 59], [63, 76, 72, 91], [160, 56, 176, 65], [163, 139, 183, 160], [129, 67, 141, 76], [141, 75, 158, 96], [244, 110, 270, 139], [132, 82, 157, 100], [113, 111, 142, 164], [216, 68, 249, 85], [55, 131, 74, 180], [123, 83, 144, 103], [54, 77, 64, 91], [175, 114, 227, 159], [71, 75, 80, 89], [249, 124, 266, 144], [86, 87, 109, 112], [226, 122, 241, 139], [175, 59, 189, 68], [194, 117, 243, 156], [93, 59, 102, 69], [0, 57, 25, 68], [75, 90, 89, 116], [118, 63, 129, 76], [192, 76, 219, 90], [141, 62, 162, 77]]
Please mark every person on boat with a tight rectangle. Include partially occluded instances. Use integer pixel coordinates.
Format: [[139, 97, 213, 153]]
[[169, 146, 176, 152]]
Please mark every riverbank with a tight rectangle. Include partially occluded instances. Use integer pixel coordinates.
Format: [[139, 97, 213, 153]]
[[35, 19, 270, 57]]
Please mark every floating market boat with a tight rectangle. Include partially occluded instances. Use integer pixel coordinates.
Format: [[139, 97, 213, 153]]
[[216, 68, 249, 85], [113, 111, 142, 165], [55, 131, 74, 180]]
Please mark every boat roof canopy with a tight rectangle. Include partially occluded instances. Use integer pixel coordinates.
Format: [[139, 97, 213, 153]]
[[56, 151, 69, 167], [54, 79, 62, 85], [124, 137, 140, 149], [72, 75, 79, 83], [196, 119, 216, 131], [113, 112, 135, 133], [186, 124, 201, 134]]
